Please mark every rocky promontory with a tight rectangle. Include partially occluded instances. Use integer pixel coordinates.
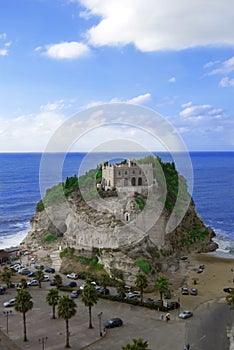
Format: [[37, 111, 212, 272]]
[[22, 156, 218, 285]]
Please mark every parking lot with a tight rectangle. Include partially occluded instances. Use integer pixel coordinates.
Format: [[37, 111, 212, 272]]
[[0, 278, 187, 350]]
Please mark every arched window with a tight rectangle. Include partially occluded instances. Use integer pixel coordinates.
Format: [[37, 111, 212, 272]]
[[125, 212, 130, 222], [138, 177, 142, 186], [131, 177, 136, 186]]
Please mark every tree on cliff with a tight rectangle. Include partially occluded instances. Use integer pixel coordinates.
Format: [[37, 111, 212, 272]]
[[135, 273, 148, 303], [46, 288, 60, 319], [58, 295, 77, 348], [14, 289, 33, 342], [122, 337, 149, 349], [155, 275, 169, 300], [81, 281, 98, 329]]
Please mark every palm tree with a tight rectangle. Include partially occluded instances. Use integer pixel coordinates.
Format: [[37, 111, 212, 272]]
[[54, 273, 62, 287], [100, 273, 110, 292], [226, 290, 234, 309], [0, 266, 12, 288], [116, 281, 126, 298], [135, 273, 148, 303], [155, 275, 169, 300], [122, 337, 149, 349], [34, 269, 44, 288], [20, 278, 28, 289], [46, 288, 60, 319], [81, 282, 98, 329], [58, 295, 77, 348], [14, 289, 33, 342]]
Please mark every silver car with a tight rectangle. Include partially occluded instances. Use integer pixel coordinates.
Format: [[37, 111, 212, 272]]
[[179, 310, 193, 319]]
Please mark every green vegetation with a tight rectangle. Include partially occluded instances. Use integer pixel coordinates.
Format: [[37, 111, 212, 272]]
[[15, 289, 33, 342], [81, 281, 98, 329], [122, 338, 149, 350], [46, 288, 60, 319], [134, 192, 146, 210], [135, 259, 151, 274], [181, 225, 210, 247], [58, 296, 77, 348], [44, 233, 57, 242], [155, 275, 169, 300], [138, 155, 190, 212], [59, 247, 75, 259], [76, 255, 104, 271], [226, 290, 234, 309], [135, 273, 148, 302]]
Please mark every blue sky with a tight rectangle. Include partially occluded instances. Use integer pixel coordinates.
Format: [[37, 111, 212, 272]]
[[0, 0, 234, 152]]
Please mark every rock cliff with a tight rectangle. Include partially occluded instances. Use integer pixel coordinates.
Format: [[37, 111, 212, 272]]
[[22, 182, 217, 285]]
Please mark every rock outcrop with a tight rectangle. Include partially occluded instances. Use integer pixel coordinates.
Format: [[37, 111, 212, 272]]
[[22, 181, 217, 285]]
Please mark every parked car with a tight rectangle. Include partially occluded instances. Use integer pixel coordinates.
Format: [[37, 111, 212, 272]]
[[35, 264, 44, 270], [181, 287, 189, 295], [178, 310, 193, 319], [66, 281, 77, 288], [190, 288, 198, 295], [18, 268, 31, 275], [49, 280, 56, 286], [3, 298, 15, 307], [45, 267, 55, 273], [79, 281, 96, 290], [27, 279, 39, 286], [167, 301, 180, 310], [67, 273, 78, 280], [0, 286, 6, 295], [70, 290, 79, 298], [164, 290, 171, 299], [95, 286, 110, 295], [104, 318, 123, 329], [28, 271, 36, 277], [43, 275, 50, 282], [125, 292, 140, 300], [223, 287, 234, 293]]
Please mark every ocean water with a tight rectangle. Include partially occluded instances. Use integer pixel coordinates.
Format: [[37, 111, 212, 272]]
[[0, 152, 233, 256]]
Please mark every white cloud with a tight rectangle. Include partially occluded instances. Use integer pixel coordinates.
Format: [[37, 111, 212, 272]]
[[0, 33, 7, 40], [77, 0, 234, 51], [127, 93, 151, 105], [40, 100, 67, 112], [38, 41, 90, 59], [168, 77, 176, 83], [0, 111, 66, 152], [179, 103, 224, 121], [208, 56, 234, 76], [0, 48, 8, 56], [219, 77, 234, 87], [0, 32, 10, 56], [203, 60, 220, 69]]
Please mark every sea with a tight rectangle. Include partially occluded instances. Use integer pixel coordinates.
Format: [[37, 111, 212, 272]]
[[0, 152, 233, 257]]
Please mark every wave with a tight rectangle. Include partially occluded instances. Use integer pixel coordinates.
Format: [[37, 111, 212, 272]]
[[0, 229, 29, 249]]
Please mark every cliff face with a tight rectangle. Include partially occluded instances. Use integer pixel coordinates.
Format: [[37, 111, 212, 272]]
[[23, 185, 218, 284]]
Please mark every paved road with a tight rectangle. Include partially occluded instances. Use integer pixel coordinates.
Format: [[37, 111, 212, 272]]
[[185, 299, 234, 350]]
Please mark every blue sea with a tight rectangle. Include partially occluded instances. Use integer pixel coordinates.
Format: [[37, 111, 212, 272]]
[[0, 152, 233, 256]]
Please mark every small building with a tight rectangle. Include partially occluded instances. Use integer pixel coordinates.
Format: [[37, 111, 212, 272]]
[[101, 159, 155, 190]]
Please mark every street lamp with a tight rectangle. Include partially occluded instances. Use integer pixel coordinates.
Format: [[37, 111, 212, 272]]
[[3, 310, 12, 333], [98, 312, 103, 337], [38, 337, 48, 350]]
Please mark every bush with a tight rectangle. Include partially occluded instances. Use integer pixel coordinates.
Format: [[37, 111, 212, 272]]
[[135, 259, 151, 274], [44, 233, 57, 242]]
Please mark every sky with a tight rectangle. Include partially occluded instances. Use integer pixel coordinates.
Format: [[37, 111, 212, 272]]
[[0, 0, 234, 152]]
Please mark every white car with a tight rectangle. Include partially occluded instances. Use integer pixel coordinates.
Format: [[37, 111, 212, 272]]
[[27, 279, 39, 286], [43, 275, 50, 282], [178, 310, 193, 319], [67, 273, 78, 280], [3, 298, 15, 307]]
